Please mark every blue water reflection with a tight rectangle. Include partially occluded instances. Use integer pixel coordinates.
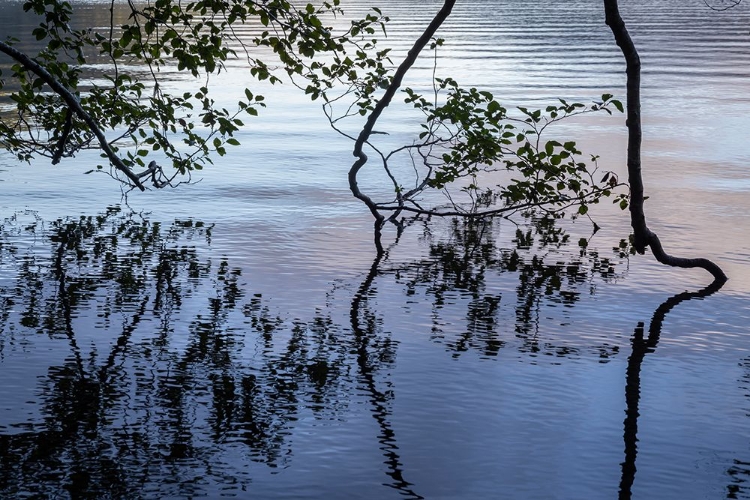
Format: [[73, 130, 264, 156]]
[[1, 0, 750, 498]]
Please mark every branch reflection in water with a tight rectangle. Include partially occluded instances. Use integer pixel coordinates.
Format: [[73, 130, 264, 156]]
[[349, 213, 625, 499], [618, 278, 726, 500], [0, 208, 350, 497], [1, 206, 720, 498]]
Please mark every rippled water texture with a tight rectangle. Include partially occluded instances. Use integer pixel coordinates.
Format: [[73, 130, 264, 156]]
[[1, 0, 750, 498]]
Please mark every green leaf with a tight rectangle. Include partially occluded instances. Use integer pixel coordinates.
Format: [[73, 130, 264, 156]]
[[121, 29, 132, 47]]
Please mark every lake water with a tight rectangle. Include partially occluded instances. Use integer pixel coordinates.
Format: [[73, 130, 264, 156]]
[[1, 0, 750, 498]]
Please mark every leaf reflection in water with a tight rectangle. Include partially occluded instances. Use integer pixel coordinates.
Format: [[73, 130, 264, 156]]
[[0, 207, 669, 498], [348, 213, 628, 498], [367, 215, 625, 360], [0, 208, 366, 497]]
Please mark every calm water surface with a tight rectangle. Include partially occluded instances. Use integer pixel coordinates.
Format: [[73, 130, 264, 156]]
[[1, 0, 750, 498]]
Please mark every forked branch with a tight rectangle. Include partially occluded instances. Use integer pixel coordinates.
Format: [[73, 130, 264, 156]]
[[349, 0, 457, 254]]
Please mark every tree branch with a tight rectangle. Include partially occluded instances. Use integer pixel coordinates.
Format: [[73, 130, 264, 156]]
[[0, 40, 146, 191], [602, 0, 727, 282], [349, 0, 456, 255], [51, 107, 73, 165]]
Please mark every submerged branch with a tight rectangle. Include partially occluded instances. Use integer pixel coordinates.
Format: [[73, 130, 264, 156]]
[[603, 0, 727, 283], [349, 0, 456, 255]]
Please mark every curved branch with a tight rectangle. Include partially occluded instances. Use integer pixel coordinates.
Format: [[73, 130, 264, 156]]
[[603, 0, 726, 282], [0, 40, 146, 191], [373, 182, 625, 218], [619, 277, 726, 498], [349, 0, 456, 254], [703, 0, 742, 11]]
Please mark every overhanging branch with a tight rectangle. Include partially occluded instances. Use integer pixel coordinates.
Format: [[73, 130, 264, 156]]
[[0, 40, 146, 191], [349, 0, 456, 254]]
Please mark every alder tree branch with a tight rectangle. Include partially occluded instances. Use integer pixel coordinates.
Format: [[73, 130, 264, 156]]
[[603, 0, 727, 282], [0, 40, 146, 190], [349, 0, 457, 255]]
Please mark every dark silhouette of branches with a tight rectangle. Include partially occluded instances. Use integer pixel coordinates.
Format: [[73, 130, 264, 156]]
[[0, 41, 146, 190], [603, 0, 727, 283], [349, 0, 457, 256]]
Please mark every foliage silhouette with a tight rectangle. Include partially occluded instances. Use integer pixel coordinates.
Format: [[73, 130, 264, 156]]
[[0, 0, 627, 252], [0, 0, 727, 284], [0, 0, 390, 189]]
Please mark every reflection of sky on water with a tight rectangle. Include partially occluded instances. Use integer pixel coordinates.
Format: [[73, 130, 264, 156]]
[[1, 0, 750, 498]]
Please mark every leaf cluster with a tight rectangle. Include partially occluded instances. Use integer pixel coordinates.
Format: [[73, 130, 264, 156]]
[[399, 76, 628, 217], [0, 0, 389, 187]]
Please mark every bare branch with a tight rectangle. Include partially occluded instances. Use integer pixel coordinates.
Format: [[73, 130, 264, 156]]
[[603, 0, 727, 282], [349, 0, 457, 254]]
